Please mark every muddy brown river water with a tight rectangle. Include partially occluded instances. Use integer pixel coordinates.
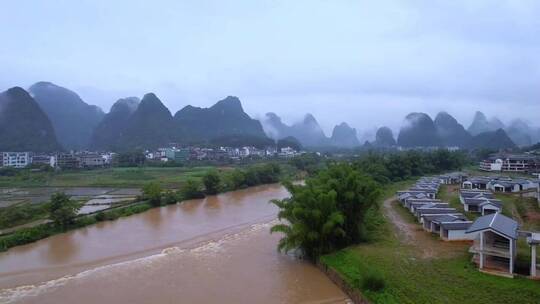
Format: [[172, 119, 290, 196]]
[[0, 184, 348, 304]]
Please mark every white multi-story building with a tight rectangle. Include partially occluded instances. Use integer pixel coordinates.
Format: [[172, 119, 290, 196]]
[[2, 152, 31, 168], [480, 154, 539, 173]]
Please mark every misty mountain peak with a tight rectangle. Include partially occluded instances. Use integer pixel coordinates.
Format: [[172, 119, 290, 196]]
[[110, 97, 140, 114], [374, 126, 396, 147], [473, 111, 487, 122], [398, 112, 439, 147], [211, 96, 243, 112], [0, 87, 62, 152], [28, 81, 104, 150], [434, 111, 471, 147], [331, 122, 359, 148], [263, 112, 280, 122], [468, 111, 507, 136], [303, 113, 318, 125]]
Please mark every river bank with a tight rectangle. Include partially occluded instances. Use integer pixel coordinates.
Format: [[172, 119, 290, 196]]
[[0, 183, 350, 303]]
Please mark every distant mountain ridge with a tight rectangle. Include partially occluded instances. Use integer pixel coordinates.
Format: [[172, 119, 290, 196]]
[[29, 82, 105, 150], [262, 113, 359, 148], [2, 82, 538, 152], [0, 87, 62, 152], [395, 111, 517, 150], [173, 96, 267, 144], [91, 94, 271, 151]]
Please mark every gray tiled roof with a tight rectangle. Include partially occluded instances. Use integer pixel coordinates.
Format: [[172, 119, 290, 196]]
[[460, 191, 493, 199], [440, 221, 473, 230], [417, 208, 458, 215], [431, 214, 467, 224], [463, 198, 502, 207], [465, 213, 518, 239]]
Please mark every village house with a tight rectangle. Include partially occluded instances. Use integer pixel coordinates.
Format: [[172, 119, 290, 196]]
[[466, 213, 518, 277], [1, 152, 31, 168], [422, 213, 466, 232], [438, 172, 467, 185], [462, 177, 491, 190], [488, 179, 538, 193], [416, 207, 459, 223], [440, 220, 475, 241], [410, 202, 449, 215], [402, 198, 441, 209]]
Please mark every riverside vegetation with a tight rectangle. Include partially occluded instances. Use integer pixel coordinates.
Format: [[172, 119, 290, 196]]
[[268, 150, 539, 304], [269, 149, 534, 303], [0, 162, 291, 251]]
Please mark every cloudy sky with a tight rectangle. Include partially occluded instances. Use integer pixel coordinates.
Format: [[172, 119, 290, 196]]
[[1, 0, 539, 136]]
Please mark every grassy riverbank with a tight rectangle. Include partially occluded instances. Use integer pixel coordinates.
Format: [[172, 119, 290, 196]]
[[320, 183, 540, 304]]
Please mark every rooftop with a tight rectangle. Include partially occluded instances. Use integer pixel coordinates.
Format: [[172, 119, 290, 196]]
[[466, 213, 518, 240]]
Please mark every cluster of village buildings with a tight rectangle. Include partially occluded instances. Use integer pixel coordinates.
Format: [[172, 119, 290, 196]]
[[144, 146, 300, 162], [397, 172, 539, 279], [0, 146, 301, 169]]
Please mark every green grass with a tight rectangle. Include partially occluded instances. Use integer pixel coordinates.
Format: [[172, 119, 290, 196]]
[[320, 182, 540, 304], [322, 247, 540, 304], [0, 166, 220, 188]]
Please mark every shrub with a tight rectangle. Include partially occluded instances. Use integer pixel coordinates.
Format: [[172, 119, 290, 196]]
[[203, 171, 221, 195], [142, 182, 163, 206], [181, 179, 205, 199], [49, 192, 80, 228], [361, 271, 386, 292], [94, 212, 106, 222], [163, 191, 178, 205]]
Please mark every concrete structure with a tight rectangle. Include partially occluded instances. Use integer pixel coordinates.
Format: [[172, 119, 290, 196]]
[[2, 152, 31, 168], [480, 154, 540, 173], [164, 148, 190, 163], [79, 153, 106, 168], [466, 213, 518, 277], [56, 153, 80, 169], [526, 233, 539, 278], [32, 154, 56, 167]]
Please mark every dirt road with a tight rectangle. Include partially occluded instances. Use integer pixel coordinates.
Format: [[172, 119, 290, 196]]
[[382, 197, 468, 259]]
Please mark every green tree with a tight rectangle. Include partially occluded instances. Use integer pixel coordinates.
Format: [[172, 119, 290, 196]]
[[181, 179, 205, 199], [203, 171, 221, 195], [271, 182, 345, 260], [49, 192, 80, 228], [311, 164, 381, 244], [142, 182, 163, 206], [271, 164, 381, 260]]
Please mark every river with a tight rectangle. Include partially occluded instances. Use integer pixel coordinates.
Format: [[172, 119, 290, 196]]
[[0, 184, 349, 304]]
